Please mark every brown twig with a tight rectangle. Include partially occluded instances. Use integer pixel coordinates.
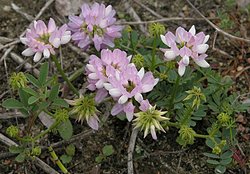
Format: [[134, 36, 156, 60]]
[[133, 0, 163, 18], [0, 112, 24, 119], [127, 128, 139, 174], [185, 0, 250, 43], [122, 0, 147, 34], [0, 37, 14, 44], [117, 17, 219, 25], [11, 3, 34, 22]]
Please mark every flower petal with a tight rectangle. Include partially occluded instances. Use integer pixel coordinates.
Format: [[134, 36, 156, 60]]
[[118, 95, 128, 104], [22, 48, 35, 56], [33, 52, 42, 62]]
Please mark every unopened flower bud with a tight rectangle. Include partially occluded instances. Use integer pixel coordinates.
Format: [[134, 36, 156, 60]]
[[9, 72, 27, 90], [212, 146, 221, 155], [69, 95, 100, 130], [149, 23, 166, 37], [132, 54, 144, 69], [184, 86, 206, 109], [54, 109, 69, 122], [133, 105, 169, 140], [217, 113, 230, 124], [31, 146, 41, 156], [177, 125, 195, 146], [6, 125, 19, 138]]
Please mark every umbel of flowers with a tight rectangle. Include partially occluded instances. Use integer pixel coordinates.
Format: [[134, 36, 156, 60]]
[[21, 18, 71, 62], [86, 49, 159, 121], [68, 3, 123, 51], [160, 25, 210, 76]]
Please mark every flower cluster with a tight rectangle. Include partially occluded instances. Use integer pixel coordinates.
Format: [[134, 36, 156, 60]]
[[160, 25, 210, 76], [21, 18, 71, 62], [86, 49, 159, 121], [68, 3, 123, 51], [133, 100, 169, 140]]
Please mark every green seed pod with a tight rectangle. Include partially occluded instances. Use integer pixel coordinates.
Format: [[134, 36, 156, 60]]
[[54, 109, 69, 122], [132, 54, 144, 69], [149, 23, 166, 37], [31, 146, 42, 156]]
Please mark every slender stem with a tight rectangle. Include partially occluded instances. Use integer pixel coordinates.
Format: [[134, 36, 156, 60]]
[[33, 121, 60, 141], [51, 55, 79, 96], [151, 36, 157, 70], [48, 146, 70, 174], [164, 121, 180, 128], [169, 75, 181, 112], [194, 133, 209, 139]]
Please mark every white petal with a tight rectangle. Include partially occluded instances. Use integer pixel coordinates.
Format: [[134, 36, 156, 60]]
[[88, 73, 98, 80], [142, 85, 153, 93], [95, 79, 104, 88], [52, 38, 61, 48], [160, 35, 168, 45], [109, 88, 122, 97], [164, 50, 176, 60], [189, 25, 196, 36], [195, 59, 210, 68], [43, 48, 50, 58], [33, 52, 42, 62], [20, 37, 28, 44], [103, 83, 113, 90], [118, 95, 128, 104], [154, 78, 159, 86], [127, 55, 132, 62], [86, 64, 95, 72], [135, 93, 143, 102], [137, 67, 145, 80], [22, 48, 34, 56], [182, 55, 189, 65], [196, 44, 209, 54], [203, 35, 210, 44], [60, 35, 71, 44], [33, 21, 37, 29], [178, 64, 186, 76]]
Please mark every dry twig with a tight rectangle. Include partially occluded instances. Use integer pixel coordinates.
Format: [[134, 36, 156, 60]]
[[11, 3, 34, 22], [185, 0, 250, 44], [118, 17, 218, 25], [133, 0, 163, 18], [128, 128, 139, 174], [122, 0, 147, 33]]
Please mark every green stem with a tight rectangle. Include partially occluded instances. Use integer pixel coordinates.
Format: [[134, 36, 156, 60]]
[[169, 75, 181, 112], [151, 36, 157, 70], [33, 120, 61, 141], [194, 133, 209, 139], [164, 121, 180, 128], [48, 146, 70, 174], [51, 55, 79, 96]]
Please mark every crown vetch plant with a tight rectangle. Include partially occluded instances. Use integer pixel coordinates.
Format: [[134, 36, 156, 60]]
[[1, 2, 249, 174]]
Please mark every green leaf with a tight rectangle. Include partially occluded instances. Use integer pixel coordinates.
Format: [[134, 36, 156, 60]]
[[205, 139, 215, 149], [58, 119, 73, 140], [203, 152, 220, 159], [60, 154, 72, 164], [48, 84, 60, 101], [9, 146, 24, 154], [15, 152, 26, 163], [39, 62, 49, 85], [38, 101, 50, 110], [221, 150, 233, 159], [102, 145, 114, 157], [22, 87, 39, 97], [207, 159, 220, 165], [25, 74, 41, 88], [131, 31, 138, 48], [18, 88, 30, 106], [28, 96, 39, 105], [215, 165, 226, 174], [66, 144, 75, 156], [95, 155, 104, 163], [2, 99, 24, 109], [220, 158, 232, 165], [52, 98, 69, 108]]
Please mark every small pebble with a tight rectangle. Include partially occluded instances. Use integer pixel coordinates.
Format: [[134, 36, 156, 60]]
[[247, 58, 250, 64], [3, 6, 11, 12], [237, 66, 244, 71]]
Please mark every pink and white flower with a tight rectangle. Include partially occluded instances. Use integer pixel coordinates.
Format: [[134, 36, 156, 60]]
[[160, 25, 210, 76], [21, 18, 71, 62], [86, 49, 132, 103], [104, 65, 159, 121], [68, 3, 123, 51]]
